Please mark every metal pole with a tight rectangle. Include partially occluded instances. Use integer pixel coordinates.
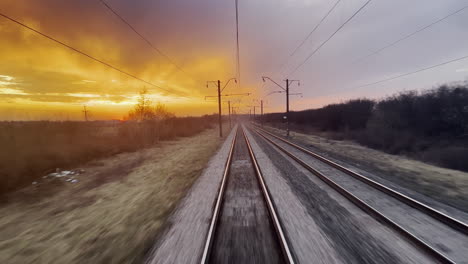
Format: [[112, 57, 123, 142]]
[[228, 100, 231, 129], [286, 79, 290, 137], [254, 106, 256, 119], [218, 80, 222, 137], [235, 0, 241, 89], [83, 106, 89, 121], [261, 100, 263, 127]]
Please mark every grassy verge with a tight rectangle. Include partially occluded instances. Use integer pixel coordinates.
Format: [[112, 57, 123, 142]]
[[263, 125, 468, 213], [0, 126, 228, 264]]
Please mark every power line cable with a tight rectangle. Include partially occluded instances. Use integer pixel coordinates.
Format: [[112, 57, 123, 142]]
[[288, 0, 372, 76], [353, 53, 468, 89], [97, 0, 202, 83], [276, 0, 342, 75], [352, 4, 468, 65], [0, 12, 185, 96]]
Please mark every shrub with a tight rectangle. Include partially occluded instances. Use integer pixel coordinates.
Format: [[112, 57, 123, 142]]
[[264, 99, 375, 131], [420, 146, 468, 171]]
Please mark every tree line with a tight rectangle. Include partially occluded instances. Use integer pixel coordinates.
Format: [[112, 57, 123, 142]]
[[262, 83, 468, 171]]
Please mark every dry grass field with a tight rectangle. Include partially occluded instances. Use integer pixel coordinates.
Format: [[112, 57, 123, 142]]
[[0, 116, 216, 195], [0, 126, 228, 264]]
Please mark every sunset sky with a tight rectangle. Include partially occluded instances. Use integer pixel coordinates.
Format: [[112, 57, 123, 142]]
[[1, 0, 467, 120]]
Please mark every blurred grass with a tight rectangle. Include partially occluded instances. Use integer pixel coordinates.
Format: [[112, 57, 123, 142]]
[[0, 126, 228, 264], [0, 116, 216, 195]]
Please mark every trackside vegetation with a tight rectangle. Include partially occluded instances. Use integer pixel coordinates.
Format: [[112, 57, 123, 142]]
[[263, 83, 468, 172]]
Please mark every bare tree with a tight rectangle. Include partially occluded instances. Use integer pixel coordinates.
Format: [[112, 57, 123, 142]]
[[127, 88, 174, 121]]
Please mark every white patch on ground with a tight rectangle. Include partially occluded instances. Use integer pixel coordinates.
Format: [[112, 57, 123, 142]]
[[32, 169, 84, 185], [145, 126, 238, 264]]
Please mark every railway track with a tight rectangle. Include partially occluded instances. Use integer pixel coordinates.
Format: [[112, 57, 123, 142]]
[[251, 125, 468, 264], [200, 125, 294, 264]]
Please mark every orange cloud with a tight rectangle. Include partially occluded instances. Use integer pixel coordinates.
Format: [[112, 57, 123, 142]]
[[0, 0, 236, 120]]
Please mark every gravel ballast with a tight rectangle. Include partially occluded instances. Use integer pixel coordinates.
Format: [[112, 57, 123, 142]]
[[246, 126, 437, 264]]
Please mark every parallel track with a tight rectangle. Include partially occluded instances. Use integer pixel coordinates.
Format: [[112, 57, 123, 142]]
[[200, 126, 295, 264], [252, 126, 461, 264], [254, 126, 468, 234]]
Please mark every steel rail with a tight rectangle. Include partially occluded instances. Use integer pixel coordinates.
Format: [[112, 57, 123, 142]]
[[254, 125, 468, 235], [200, 127, 238, 263], [252, 127, 455, 264], [242, 126, 296, 264]]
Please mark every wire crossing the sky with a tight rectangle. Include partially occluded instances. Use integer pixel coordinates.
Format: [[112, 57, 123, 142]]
[[276, 0, 342, 76], [351, 4, 468, 65], [287, 0, 372, 77], [353, 53, 468, 89], [97, 0, 202, 84], [0, 12, 185, 96]]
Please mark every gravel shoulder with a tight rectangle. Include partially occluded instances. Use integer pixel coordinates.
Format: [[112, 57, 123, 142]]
[[245, 127, 435, 264], [0, 127, 225, 264], [261, 125, 468, 220], [146, 125, 237, 264]]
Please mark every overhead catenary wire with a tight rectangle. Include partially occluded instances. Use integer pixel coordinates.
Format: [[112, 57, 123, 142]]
[[351, 4, 468, 65], [97, 0, 202, 84], [353, 53, 468, 89], [0, 12, 185, 96], [276, 0, 342, 75], [288, 0, 372, 76]]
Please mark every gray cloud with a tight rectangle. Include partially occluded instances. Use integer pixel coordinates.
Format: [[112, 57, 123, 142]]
[[1, 0, 467, 113]]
